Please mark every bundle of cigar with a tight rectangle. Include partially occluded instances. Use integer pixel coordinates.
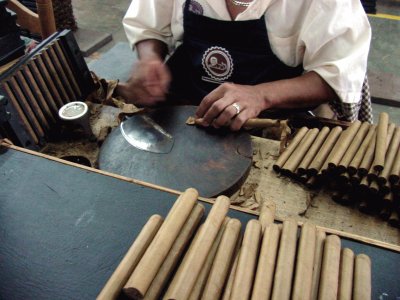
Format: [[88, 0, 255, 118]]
[[273, 112, 400, 228], [97, 188, 372, 300]]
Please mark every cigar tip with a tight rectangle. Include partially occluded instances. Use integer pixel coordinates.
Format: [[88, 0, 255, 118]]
[[123, 287, 144, 299], [184, 187, 199, 197]]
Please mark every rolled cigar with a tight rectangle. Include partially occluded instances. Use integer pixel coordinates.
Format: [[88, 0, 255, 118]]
[[353, 254, 372, 300], [326, 121, 362, 170], [348, 125, 376, 175], [292, 222, 317, 300], [271, 219, 298, 300], [310, 230, 326, 300], [143, 204, 204, 300], [378, 127, 400, 186], [388, 211, 400, 228], [358, 176, 369, 193], [273, 127, 309, 172], [383, 191, 394, 206], [97, 215, 163, 300], [373, 112, 389, 172], [350, 173, 361, 186], [389, 146, 400, 185], [358, 131, 377, 177], [379, 181, 391, 196], [201, 219, 242, 300], [308, 126, 343, 176], [337, 122, 370, 174], [282, 128, 320, 173], [338, 248, 355, 300], [123, 188, 199, 299], [187, 116, 283, 128], [189, 218, 230, 300], [164, 196, 230, 300], [297, 127, 330, 175], [379, 204, 392, 221], [368, 180, 379, 195], [221, 245, 241, 300], [258, 199, 276, 232], [318, 235, 341, 300], [251, 224, 281, 300], [230, 220, 262, 300]]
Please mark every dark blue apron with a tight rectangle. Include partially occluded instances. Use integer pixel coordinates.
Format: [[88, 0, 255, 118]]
[[166, 0, 304, 105]]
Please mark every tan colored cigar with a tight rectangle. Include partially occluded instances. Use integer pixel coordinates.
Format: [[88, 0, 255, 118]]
[[201, 219, 242, 300], [388, 211, 400, 228], [379, 205, 392, 221], [348, 125, 376, 175], [189, 218, 230, 300], [379, 127, 400, 185], [283, 128, 320, 173], [292, 222, 317, 300], [271, 219, 298, 300], [97, 215, 163, 300], [123, 188, 199, 299], [273, 127, 309, 172], [373, 112, 389, 172], [186, 116, 283, 128], [353, 254, 372, 300], [389, 145, 400, 185], [258, 199, 276, 232], [143, 204, 204, 300], [326, 121, 362, 170], [318, 235, 341, 300], [297, 127, 330, 175], [368, 180, 379, 194], [164, 196, 230, 300], [251, 224, 281, 300], [230, 220, 262, 300], [358, 131, 377, 177], [337, 122, 370, 174], [310, 230, 326, 300], [221, 245, 241, 300], [383, 191, 394, 205], [338, 248, 355, 300], [308, 126, 343, 176]]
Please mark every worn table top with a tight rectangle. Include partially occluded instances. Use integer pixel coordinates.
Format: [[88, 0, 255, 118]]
[[0, 145, 399, 299]]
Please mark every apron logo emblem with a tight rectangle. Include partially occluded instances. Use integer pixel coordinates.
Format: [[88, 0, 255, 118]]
[[202, 47, 233, 81]]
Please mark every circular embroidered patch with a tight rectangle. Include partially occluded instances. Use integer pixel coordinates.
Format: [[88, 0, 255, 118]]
[[202, 46, 234, 81], [187, 0, 204, 15]]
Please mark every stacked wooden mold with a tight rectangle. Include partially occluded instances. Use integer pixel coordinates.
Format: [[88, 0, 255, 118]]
[[273, 113, 400, 227], [97, 188, 371, 300]]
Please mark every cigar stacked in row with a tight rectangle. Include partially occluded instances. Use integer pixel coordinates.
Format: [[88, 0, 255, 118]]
[[273, 112, 400, 228], [97, 188, 372, 300]]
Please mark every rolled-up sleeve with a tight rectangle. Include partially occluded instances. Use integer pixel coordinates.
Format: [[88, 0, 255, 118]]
[[300, 0, 371, 105], [123, 0, 174, 51]]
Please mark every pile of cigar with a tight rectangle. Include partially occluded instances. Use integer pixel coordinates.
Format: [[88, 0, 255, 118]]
[[273, 112, 400, 227], [97, 188, 371, 300]]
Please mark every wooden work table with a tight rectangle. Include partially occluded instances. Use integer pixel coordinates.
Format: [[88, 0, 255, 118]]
[[0, 142, 400, 299]]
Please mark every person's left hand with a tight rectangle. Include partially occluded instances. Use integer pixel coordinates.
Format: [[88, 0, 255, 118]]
[[195, 83, 267, 131]]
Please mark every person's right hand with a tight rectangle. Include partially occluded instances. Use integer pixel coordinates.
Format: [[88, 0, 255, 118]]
[[116, 58, 171, 106]]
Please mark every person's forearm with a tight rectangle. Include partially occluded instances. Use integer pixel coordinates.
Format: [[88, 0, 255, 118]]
[[135, 39, 168, 61], [257, 71, 338, 110]]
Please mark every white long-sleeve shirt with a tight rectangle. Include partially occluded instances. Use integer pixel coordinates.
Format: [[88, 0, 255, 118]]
[[123, 0, 371, 106]]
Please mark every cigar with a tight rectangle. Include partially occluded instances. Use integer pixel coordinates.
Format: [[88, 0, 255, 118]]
[[353, 254, 372, 300], [164, 195, 230, 300], [258, 199, 276, 232], [372, 112, 389, 172], [251, 224, 281, 300], [358, 131, 377, 177], [189, 218, 230, 300], [326, 121, 362, 170], [282, 128, 319, 174], [124, 188, 199, 299], [273, 127, 309, 172], [201, 219, 242, 300], [187, 116, 283, 128], [389, 146, 400, 185], [378, 127, 400, 186], [338, 248, 355, 300], [307, 126, 343, 176], [310, 230, 326, 300], [221, 245, 241, 300], [230, 220, 262, 300], [379, 204, 392, 221], [271, 219, 298, 300], [388, 211, 400, 228], [348, 125, 376, 175], [297, 126, 330, 175], [97, 215, 163, 300], [292, 222, 317, 300], [143, 204, 204, 300], [337, 122, 370, 174], [318, 235, 341, 300]]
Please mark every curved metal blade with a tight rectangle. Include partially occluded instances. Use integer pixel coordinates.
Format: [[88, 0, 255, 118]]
[[120, 115, 174, 153]]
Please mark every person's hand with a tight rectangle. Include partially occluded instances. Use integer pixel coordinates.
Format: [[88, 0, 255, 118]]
[[195, 83, 268, 131], [116, 58, 171, 106]]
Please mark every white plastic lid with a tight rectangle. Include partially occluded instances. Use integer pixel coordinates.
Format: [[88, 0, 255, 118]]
[[58, 101, 88, 121]]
